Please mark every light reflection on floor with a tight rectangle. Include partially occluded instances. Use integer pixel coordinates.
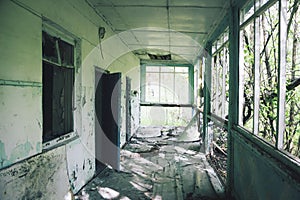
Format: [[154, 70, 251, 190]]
[[76, 126, 225, 200]]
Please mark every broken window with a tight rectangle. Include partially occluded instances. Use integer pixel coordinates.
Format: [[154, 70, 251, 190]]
[[239, 0, 300, 158], [239, 18, 255, 132], [42, 31, 75, 143], [211, 31, 229, 120]]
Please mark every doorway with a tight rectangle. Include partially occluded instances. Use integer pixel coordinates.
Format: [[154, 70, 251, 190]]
[[95, 68, 121, 173]]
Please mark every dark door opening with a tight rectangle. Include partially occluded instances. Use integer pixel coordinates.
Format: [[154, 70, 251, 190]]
[[125, 77, 132, 142], [95, 68, 121, 174]]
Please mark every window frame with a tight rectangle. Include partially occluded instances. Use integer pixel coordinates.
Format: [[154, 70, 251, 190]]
[[140, 63, 194, 106], [42, 23, 78, 149], [211, 30, 229, 120], [238, 0, 300, 161]]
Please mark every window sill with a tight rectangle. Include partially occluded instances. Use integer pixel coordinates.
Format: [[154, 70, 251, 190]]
[[140, 102, 193, 107], [233, 125, 300, 178], [42, 132, 78, 151]]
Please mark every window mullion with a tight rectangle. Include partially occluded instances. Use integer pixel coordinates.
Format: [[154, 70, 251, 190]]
[[222, 49, 227, 118], [159, 67, 161, 102], [276, 0, 287, 149], [238, 27, 245, 125], [253, 3, 261, 136], [173, 67, 175, 103], [55, 39, 62, 65]]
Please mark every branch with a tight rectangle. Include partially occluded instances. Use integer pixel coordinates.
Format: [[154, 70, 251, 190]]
[[287, 0, 300, 37], [287, 77, 300, 91], [264, 77, 300, 100]]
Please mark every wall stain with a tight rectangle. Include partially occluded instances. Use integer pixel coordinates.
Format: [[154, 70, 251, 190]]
[[88, 159, 93, 170], [82, 95, 86, 107], [0, 147, 68, 199], [9, 141, 33, 163], [0, 140, 35, 169], [36, 142, 41, 153], [0, 140, 8, 168]]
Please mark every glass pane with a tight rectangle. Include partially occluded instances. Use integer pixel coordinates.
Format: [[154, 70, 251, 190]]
[[212, 47, 229, 118], [255, 0, 269, 10], [42, 62, 74, 142], [161, 66, 174, 73], [240, 0, 254, 24], [223, 46, 230, 118], [175, 73, 189, 104], [160, 73, 174, 103], [146, 66, 159, 72], [145, 72, 159, 102], [239, 21, 255, 132], [175, 67, 189, 73], [42, 31, 58, 63], [216, 52, 223, 117], [258, 2, 279, 145], [211, 55, 218, 115], [59, 39, 74, 66]]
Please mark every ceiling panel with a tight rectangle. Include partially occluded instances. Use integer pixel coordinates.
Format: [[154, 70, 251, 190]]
[[169, 0, 226, 7], [94, 7, 128, 30], [171, 46, 200, 55], [114, 7, 167, 29], [87, 0, 112, 6], [117, 31, 139, 45], [170, 32, 203, 47], [169, 8, 222, 31], [87, 0, 230, 64], [99, 0, 166, 6]]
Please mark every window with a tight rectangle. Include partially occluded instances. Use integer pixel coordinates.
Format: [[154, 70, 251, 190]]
[[211, 31, 229, 119], [141, 65, 193, 104], [140, 64, 194, 126], [239, 0, 300, 158], [239, 12, 255, 132], [42, 30, 75, 143]]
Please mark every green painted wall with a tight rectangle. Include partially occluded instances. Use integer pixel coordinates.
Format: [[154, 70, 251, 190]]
[[0, 0, 139, 198], [233, 131, 300, 199], [0, 0, 43, 169]]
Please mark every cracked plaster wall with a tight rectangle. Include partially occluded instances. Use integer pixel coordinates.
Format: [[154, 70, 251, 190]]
[[0, 0, 140, 198], [0, 145, 69, 200]]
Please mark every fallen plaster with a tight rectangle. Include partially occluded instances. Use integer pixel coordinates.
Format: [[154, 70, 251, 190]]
[[76, 126, 225, 200]]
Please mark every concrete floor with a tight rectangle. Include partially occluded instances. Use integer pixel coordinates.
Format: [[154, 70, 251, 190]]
[[75, 126, 225, 200]]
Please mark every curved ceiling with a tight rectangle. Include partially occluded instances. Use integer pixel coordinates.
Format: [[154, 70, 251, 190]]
[[87, 0, 230, 64]]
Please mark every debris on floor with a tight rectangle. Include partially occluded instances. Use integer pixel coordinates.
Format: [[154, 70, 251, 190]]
[[76, 126, 225, 200], [207, 130, 228, 185]]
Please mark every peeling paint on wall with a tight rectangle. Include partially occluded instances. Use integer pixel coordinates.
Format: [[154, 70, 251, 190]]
[[0, 140, 33, 169], [9, 141, 33, 164], [0, 146, 69, 200], [0, 85, 42, 169], [66, 138, 95, 194]]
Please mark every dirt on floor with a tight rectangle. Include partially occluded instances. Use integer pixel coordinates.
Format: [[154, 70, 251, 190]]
[[75, 126, 226, 200]]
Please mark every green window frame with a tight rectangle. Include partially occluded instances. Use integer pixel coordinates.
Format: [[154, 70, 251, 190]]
[[140, 63, 194, 105]]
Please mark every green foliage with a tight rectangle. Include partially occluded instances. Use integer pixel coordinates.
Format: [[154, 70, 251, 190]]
[[241, 0, 300, 157]]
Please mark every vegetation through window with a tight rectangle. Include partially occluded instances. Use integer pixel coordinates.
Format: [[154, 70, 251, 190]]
[[239, 0, 300, 158]]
